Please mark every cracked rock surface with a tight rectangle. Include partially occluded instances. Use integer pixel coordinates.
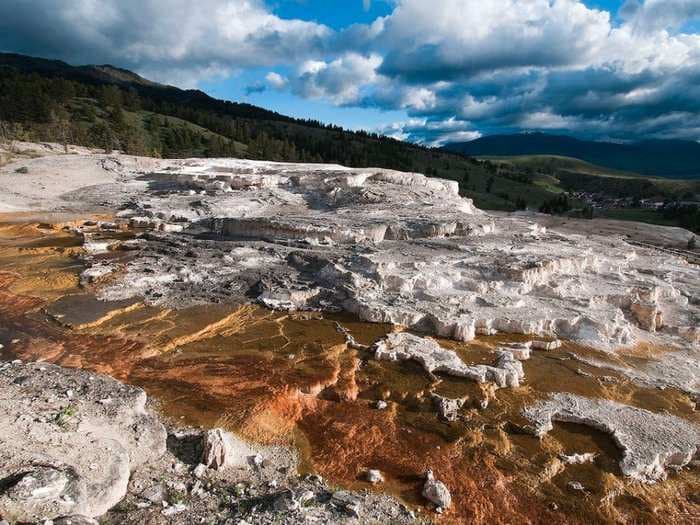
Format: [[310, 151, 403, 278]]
[[62, 157, 698, 354], [0, 361, 422, 525]]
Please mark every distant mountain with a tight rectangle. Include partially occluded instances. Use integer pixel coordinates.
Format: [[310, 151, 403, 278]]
[[443, 133, 700, 179]]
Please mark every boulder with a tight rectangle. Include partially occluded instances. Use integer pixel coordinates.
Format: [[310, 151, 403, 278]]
[[422, 470, 451, 508], [0, 361, 166, 521], [200, 428, 263, 470], [201, 429, 229, 470], [431, 394, 466, 422], [366, 469, 384, 484]]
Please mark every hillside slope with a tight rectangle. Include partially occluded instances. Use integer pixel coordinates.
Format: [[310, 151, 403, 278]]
[[443, 133, 700, 179], [0, 53, 698, 231], [0, 52, 558, 212]]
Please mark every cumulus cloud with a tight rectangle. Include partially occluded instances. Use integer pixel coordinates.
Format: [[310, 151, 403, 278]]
[[265, 72, 288, 89], [287, 53, 382, 105], [0, 0, 331, 87], [376, 117, 482, 146], [377, 0, 612, 82], [1, 0, 699, 142], [620, 0, 700, 33], [364, 0, 700, 142]]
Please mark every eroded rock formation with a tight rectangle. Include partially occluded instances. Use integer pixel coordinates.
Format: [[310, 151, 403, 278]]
[[373, 332, 525, 388], [523, 393, 700, 482], [58, 157, 698, 354], [1, 151, 699, 524]]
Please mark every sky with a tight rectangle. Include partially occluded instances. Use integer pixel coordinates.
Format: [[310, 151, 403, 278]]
[[1, 0, 700, 145]]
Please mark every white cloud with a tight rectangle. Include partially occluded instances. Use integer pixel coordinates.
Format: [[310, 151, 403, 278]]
[[377, 0, 612, 81], [620, 0, 700, 33], [0, 0, 331, 86], [265, 72, 288, 89], [291, 53, 382, 104], [365, 0, 700, 141], [375, 117, 482, 146], [2, 0, 700, 141]]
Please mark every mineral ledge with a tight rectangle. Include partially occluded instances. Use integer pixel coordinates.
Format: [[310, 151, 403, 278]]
[[66, 157, 697, 353]]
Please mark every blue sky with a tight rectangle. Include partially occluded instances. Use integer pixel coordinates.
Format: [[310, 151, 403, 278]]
[[273, 0, 394, 29], [202, 0, 627, 130], [1, 0, 700, 144]]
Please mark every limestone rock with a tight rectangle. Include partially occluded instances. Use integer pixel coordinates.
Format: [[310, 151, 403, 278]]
[[331, 490, 362, 518], [374, 332, 524, 389], [560, 453, 596, 465], [200, 428, 265, 470], [74, 156, 699, 358], [6, 467, 69, 503], [193, 463, 207, 479], [494, 351, 524, 387], [366, 469, 384, 484], [139, 484, 166, 504], [567, 481, 586, 492], [422, 470, 451, 508], [202, 429, 229, 470], [431, 394, 466, 422], [531, 340, 562, 351], [0, 361, 167, 521], [499, 343, 531, 360], [523, 393, 700, 482]]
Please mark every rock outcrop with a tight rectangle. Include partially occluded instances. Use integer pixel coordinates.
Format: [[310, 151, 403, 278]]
[[60, 157, 697, 356], [422, 470, 452, 509], [523, 393, 700, 482], [0, 361, 167, 521], [373, 332, 524, 388]]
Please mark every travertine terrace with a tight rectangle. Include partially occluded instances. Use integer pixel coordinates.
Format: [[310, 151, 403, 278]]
[[0, 146, 698, 524], [45, 155, 697, 352]]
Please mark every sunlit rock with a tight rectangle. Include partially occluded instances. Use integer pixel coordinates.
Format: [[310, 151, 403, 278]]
[[523, 393, 700, 482], [54, 156, 695, 355], [373, 332, 525, 388], [422, 470, 452, 508], [0, 361, 166, 521]]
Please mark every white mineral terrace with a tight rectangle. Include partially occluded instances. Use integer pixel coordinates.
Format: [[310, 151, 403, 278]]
[[77, 157, 699, 354], [523, 393, 700, 482], [1, 151, 699, 512]]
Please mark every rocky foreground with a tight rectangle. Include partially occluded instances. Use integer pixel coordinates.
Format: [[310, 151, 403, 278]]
[[0, 360, 421, 524], [0, 146, 698, 524]]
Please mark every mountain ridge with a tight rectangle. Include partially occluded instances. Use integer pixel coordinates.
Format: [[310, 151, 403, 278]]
[[443, 133, 700, 179]]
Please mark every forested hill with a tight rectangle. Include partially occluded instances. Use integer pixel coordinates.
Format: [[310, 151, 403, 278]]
[[0, 52, 297, 124], [1, 53, 699, 232], [0, 52, 548, 212], [443, 133, 700, 179]]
